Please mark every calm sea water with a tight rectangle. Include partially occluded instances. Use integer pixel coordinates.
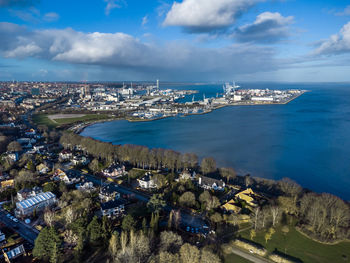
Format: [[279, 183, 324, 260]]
[[82, 83, 350, 200]]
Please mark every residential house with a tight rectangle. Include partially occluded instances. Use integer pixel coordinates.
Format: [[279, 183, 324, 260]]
[[59, 149, 73, 162], [103, 163, 126, 178], [178, 169, 196, 181], [75, 180, 95, 192], [0, 230, 5, 243], [221, 199, 242, 214], [100, 199, 126, 218], [198, 176, 225, 191], [15, 191, 57, 217], [137, 172, 157, 189], [3, 244, 26, 261], [17, 186, 42, 202], [36, 163, 50, 174], [53, 169, 81, 184], [6, 152, 18, 162], [1, 179, 14, 189], [235, 188, 258, 207], [71, 155, 89, 166], [25, 128, 36, 136], [99, 185, 121, 202]]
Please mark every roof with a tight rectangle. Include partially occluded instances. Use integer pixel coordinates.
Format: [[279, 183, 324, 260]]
[[200, 176, 225, 187], [221, 199, 241, 213], [104, 163, 124, 173], [101, 199, 126, 210], [100, 185, 117, 195], [139, 173, 153, 182], [17, 192, 56, 210]]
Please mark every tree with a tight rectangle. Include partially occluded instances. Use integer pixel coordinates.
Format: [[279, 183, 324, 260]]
[[270, 205, 280, 227], [87, 216, 102, 243], [147, 193, 166, 213], [278, 178, 302, 201], [33, 227, 61, 262], [43, 182, 58, 194], [251, 207, 261, 230], [199, 191, 220, 211], [179, 191, 196, 207], [264, 228, 275, 244], [159, 251, 180, 263], [88, 158, 100, 173], [122, 214, 136, 232], [153, 173, 167, 188], [219, 167, 236, 183], [250, 229, 256, 240], [142, 218, 148, 234], [44, 209, 55, 227], [160, 231, 183, 253], [200, 248, 221, 263], [180, 243, 200, 263], [244, 174, 252, 188], [200, 157, 216, 174], [108, 232, 120, 258], [7, 141, 22, 152], [210, 212, 222, 224]]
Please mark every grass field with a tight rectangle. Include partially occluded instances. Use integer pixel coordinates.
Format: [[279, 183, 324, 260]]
[[224, 253, 252, 263], [32, 113, 111, 127], [52, 114, 110, 124], [32, 114, 57, 128], [236, 225, 350, 263]]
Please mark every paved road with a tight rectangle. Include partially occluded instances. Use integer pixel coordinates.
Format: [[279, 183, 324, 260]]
[[229, 246, 272, 263], [85, 174, 209, 230], [0, 208, 38, 244]]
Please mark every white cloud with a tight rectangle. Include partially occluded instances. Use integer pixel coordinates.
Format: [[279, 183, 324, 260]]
[[314, 22, 350, 55], [5, 43, 41, 57], [163, 0, 259, 33], [43, 12, 59, 22], [234, 12, 294, 43], [0, 22, 282, 80], [9, 8, 59, 23], [142, 15, 148, 26], [104, 0, 122, 16], [335, 5, 350, 16]]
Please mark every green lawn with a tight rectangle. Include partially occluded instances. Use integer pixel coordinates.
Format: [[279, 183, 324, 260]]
[[53, 114, 110, 124], [224, 253, 252, 263], [32, 113, 111, 127], [238, 225, 350, 263], [32, 114, 57, 128]]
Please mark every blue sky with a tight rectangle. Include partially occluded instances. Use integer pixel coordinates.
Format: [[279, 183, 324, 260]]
[[1, 0, 350, 82]]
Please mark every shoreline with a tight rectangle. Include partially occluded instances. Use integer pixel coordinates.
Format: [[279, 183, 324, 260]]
[[74, 90, 307, 134]]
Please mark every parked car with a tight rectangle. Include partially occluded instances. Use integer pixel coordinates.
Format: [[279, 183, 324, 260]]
[[13, 218, 18, 223]]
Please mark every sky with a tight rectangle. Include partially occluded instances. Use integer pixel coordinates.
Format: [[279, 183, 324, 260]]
[[1, 0, 350, 82]]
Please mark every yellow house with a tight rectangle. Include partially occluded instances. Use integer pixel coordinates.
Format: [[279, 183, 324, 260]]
[[221, 199, 242, 214], [235, 188, 258, 207], [1, 179, 14, 188]]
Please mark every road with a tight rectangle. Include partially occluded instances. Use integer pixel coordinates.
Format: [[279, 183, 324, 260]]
[[0, 208, 38, 244], [229, 246, 272, 263], [85, 174, 208, 230]]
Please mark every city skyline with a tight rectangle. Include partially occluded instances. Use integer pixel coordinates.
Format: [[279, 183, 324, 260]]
[[1, 0, 350, 82]]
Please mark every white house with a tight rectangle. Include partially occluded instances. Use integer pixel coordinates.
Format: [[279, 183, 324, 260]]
[[137, 172, 157, 189], [100, 199, 126, 218]]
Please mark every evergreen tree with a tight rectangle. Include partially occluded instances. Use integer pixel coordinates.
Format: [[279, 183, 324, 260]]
[[33, 227, 61, 262], [121, 214, 136, 232], [87, 216, 102, 243]]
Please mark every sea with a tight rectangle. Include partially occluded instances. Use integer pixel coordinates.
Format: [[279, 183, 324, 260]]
[[81, 83, 350, 200]]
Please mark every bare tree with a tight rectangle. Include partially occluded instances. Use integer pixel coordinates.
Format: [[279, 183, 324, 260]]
[[270, 205, 280, 227], [44, 209, 55, 227]]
